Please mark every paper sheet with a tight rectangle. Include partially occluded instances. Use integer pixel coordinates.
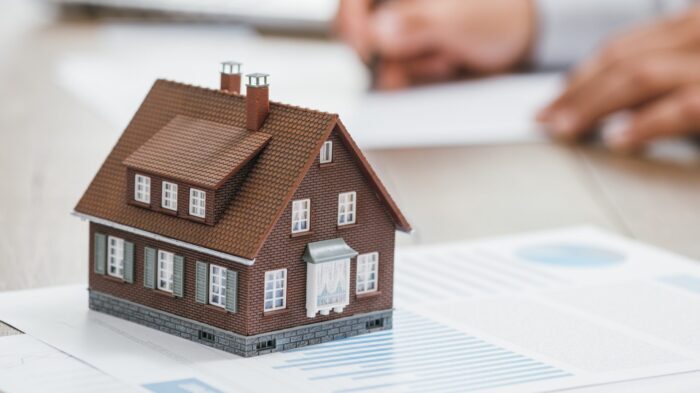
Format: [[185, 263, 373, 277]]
[[4, 227, 700, 392], [54, 24, 561, 149]]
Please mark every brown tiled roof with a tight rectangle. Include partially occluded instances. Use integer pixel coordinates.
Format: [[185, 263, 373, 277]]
[[123, 115, 271, 189], [75, 79, 410, 260]]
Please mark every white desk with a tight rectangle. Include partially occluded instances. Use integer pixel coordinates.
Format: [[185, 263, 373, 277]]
[[1, 1, 700, 290]]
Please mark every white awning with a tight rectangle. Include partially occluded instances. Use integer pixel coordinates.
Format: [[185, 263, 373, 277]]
[[303, 238, 358, 264]]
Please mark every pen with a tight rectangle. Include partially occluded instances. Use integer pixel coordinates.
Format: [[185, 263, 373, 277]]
[[368, 0, 388, 89]]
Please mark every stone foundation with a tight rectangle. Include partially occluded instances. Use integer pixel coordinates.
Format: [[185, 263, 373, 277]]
[[89, 290, 392, 357]]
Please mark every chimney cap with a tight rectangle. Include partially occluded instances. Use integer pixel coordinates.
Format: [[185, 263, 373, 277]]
[[246, 73, 269, 88], [221, 61, 242, 75]]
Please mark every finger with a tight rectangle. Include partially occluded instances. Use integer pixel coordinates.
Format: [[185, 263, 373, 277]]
[[374, 54, 455, 90], [374, 60, 412, 90], [539, 54, 700, 139], [565, 11, 694, 93], [334, 0, 374, 61], [567, 22, 677, 91], [370, 0, 441, 59], [606, 85, 700, 152]]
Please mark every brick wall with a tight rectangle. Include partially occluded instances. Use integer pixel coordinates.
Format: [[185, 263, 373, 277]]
[[91, 126, 396, 337], [248, 126, 396, 336], [88, 222, 249, 335]]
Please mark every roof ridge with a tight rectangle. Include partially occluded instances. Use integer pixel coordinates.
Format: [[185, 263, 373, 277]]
[[155, 79, 338, 118]]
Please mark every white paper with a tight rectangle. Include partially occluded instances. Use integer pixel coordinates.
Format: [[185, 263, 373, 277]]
[[0, 334, 136, 392], [4, 227, 700, 392], [49, 0, 338, 32], [54, 24, 561, 149]]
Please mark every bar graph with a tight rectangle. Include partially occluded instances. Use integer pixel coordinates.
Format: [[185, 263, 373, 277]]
[[272, 311, 571, 392]]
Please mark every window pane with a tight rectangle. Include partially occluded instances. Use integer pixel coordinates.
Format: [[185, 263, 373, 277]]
[[264, 269, 286, 311]]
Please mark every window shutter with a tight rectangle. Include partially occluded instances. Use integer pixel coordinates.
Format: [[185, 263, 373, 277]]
[[173, 255, 185, 298], [195, 261, 208, 304], [94, 233, 106, 275], [123, 241, 135, 283], [225, 269, 238, 313], [144, 247, 156, 289]]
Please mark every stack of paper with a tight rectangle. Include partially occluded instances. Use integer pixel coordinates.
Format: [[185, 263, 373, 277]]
[[3, 227, 700, 392]]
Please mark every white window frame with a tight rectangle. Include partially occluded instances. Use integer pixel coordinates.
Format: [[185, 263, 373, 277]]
[[162, 181, 178, 211], [306, 259, 351, 317], [157, 250, 175, 293], [264, 269, 287, 312], [320, 140, 333, 164], [291, 199, 310, 234], [209, 264, 227, 308], [134, 174, 151, 204], [189, 188, 206, 218], [338, 191, 357, 226], [356, 252, 379, 294], [107, 236, 125, 279]]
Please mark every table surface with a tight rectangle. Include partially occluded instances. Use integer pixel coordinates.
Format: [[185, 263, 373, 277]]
[[1, 2, 700, 291]]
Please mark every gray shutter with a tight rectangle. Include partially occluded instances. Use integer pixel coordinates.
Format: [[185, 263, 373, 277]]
[[195, 261, 208, 304], [225, 269, 238, 313], [144, 247, 156, 289], [173, 255, 185, 297], [123, 241, 135, 283], [94, 233, 106, 275]]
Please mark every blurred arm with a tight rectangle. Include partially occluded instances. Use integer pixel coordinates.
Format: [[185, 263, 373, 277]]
[[533, 0, 697, 69]]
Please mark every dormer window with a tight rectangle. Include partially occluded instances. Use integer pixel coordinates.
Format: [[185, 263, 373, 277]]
[[162, 181, 178, 211], [320, 141, 333, 164], [134, 174, 151, 204], [189, 188, 206, 218], [123, 115, 272, 225]]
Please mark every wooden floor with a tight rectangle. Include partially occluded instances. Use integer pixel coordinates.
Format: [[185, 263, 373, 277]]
[[1, 1, 699, 291]]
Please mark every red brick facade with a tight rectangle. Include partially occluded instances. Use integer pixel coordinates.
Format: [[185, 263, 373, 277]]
[[247, 127, 395, 335], [89, 126, 396, 336]]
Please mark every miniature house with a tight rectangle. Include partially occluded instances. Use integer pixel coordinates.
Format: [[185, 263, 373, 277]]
[[74, 62, 411, 357]]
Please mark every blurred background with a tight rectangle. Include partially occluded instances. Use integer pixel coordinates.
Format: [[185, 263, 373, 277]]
[[2, 0, 700, 292]]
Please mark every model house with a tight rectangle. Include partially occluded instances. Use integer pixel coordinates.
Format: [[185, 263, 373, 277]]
[[74, 62, 411, 357]]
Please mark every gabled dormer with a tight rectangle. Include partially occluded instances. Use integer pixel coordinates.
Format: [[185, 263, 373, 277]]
[[123, 114, 271, 225]]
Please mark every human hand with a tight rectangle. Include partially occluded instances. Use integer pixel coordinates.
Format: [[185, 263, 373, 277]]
[[335, 0, 535, 89], [538, 7, 700, 152]]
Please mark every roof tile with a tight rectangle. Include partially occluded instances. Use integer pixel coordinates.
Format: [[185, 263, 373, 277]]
[[75, 79, 409, 260]]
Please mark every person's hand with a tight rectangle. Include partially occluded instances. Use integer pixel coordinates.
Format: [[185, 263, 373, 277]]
[[335, 0, 535, 89], [538, 7, 700, 152]]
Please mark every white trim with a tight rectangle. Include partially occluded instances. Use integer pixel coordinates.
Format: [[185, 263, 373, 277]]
[[157, 250, 175, 293], [264, 269, 287, 312], [209, 264, 227, 308], [134, 174, 151, 204], [107, 236, 125, 279], [338, 191, 357, 225], [356, 252, 379, 294], [291, 199, 310, 234], [306, 258, 350, 318], [162, 181, 178, 211], [72, 212, 255, 266], [189, 188, 206, 218], [320, 140, 333, 164]]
